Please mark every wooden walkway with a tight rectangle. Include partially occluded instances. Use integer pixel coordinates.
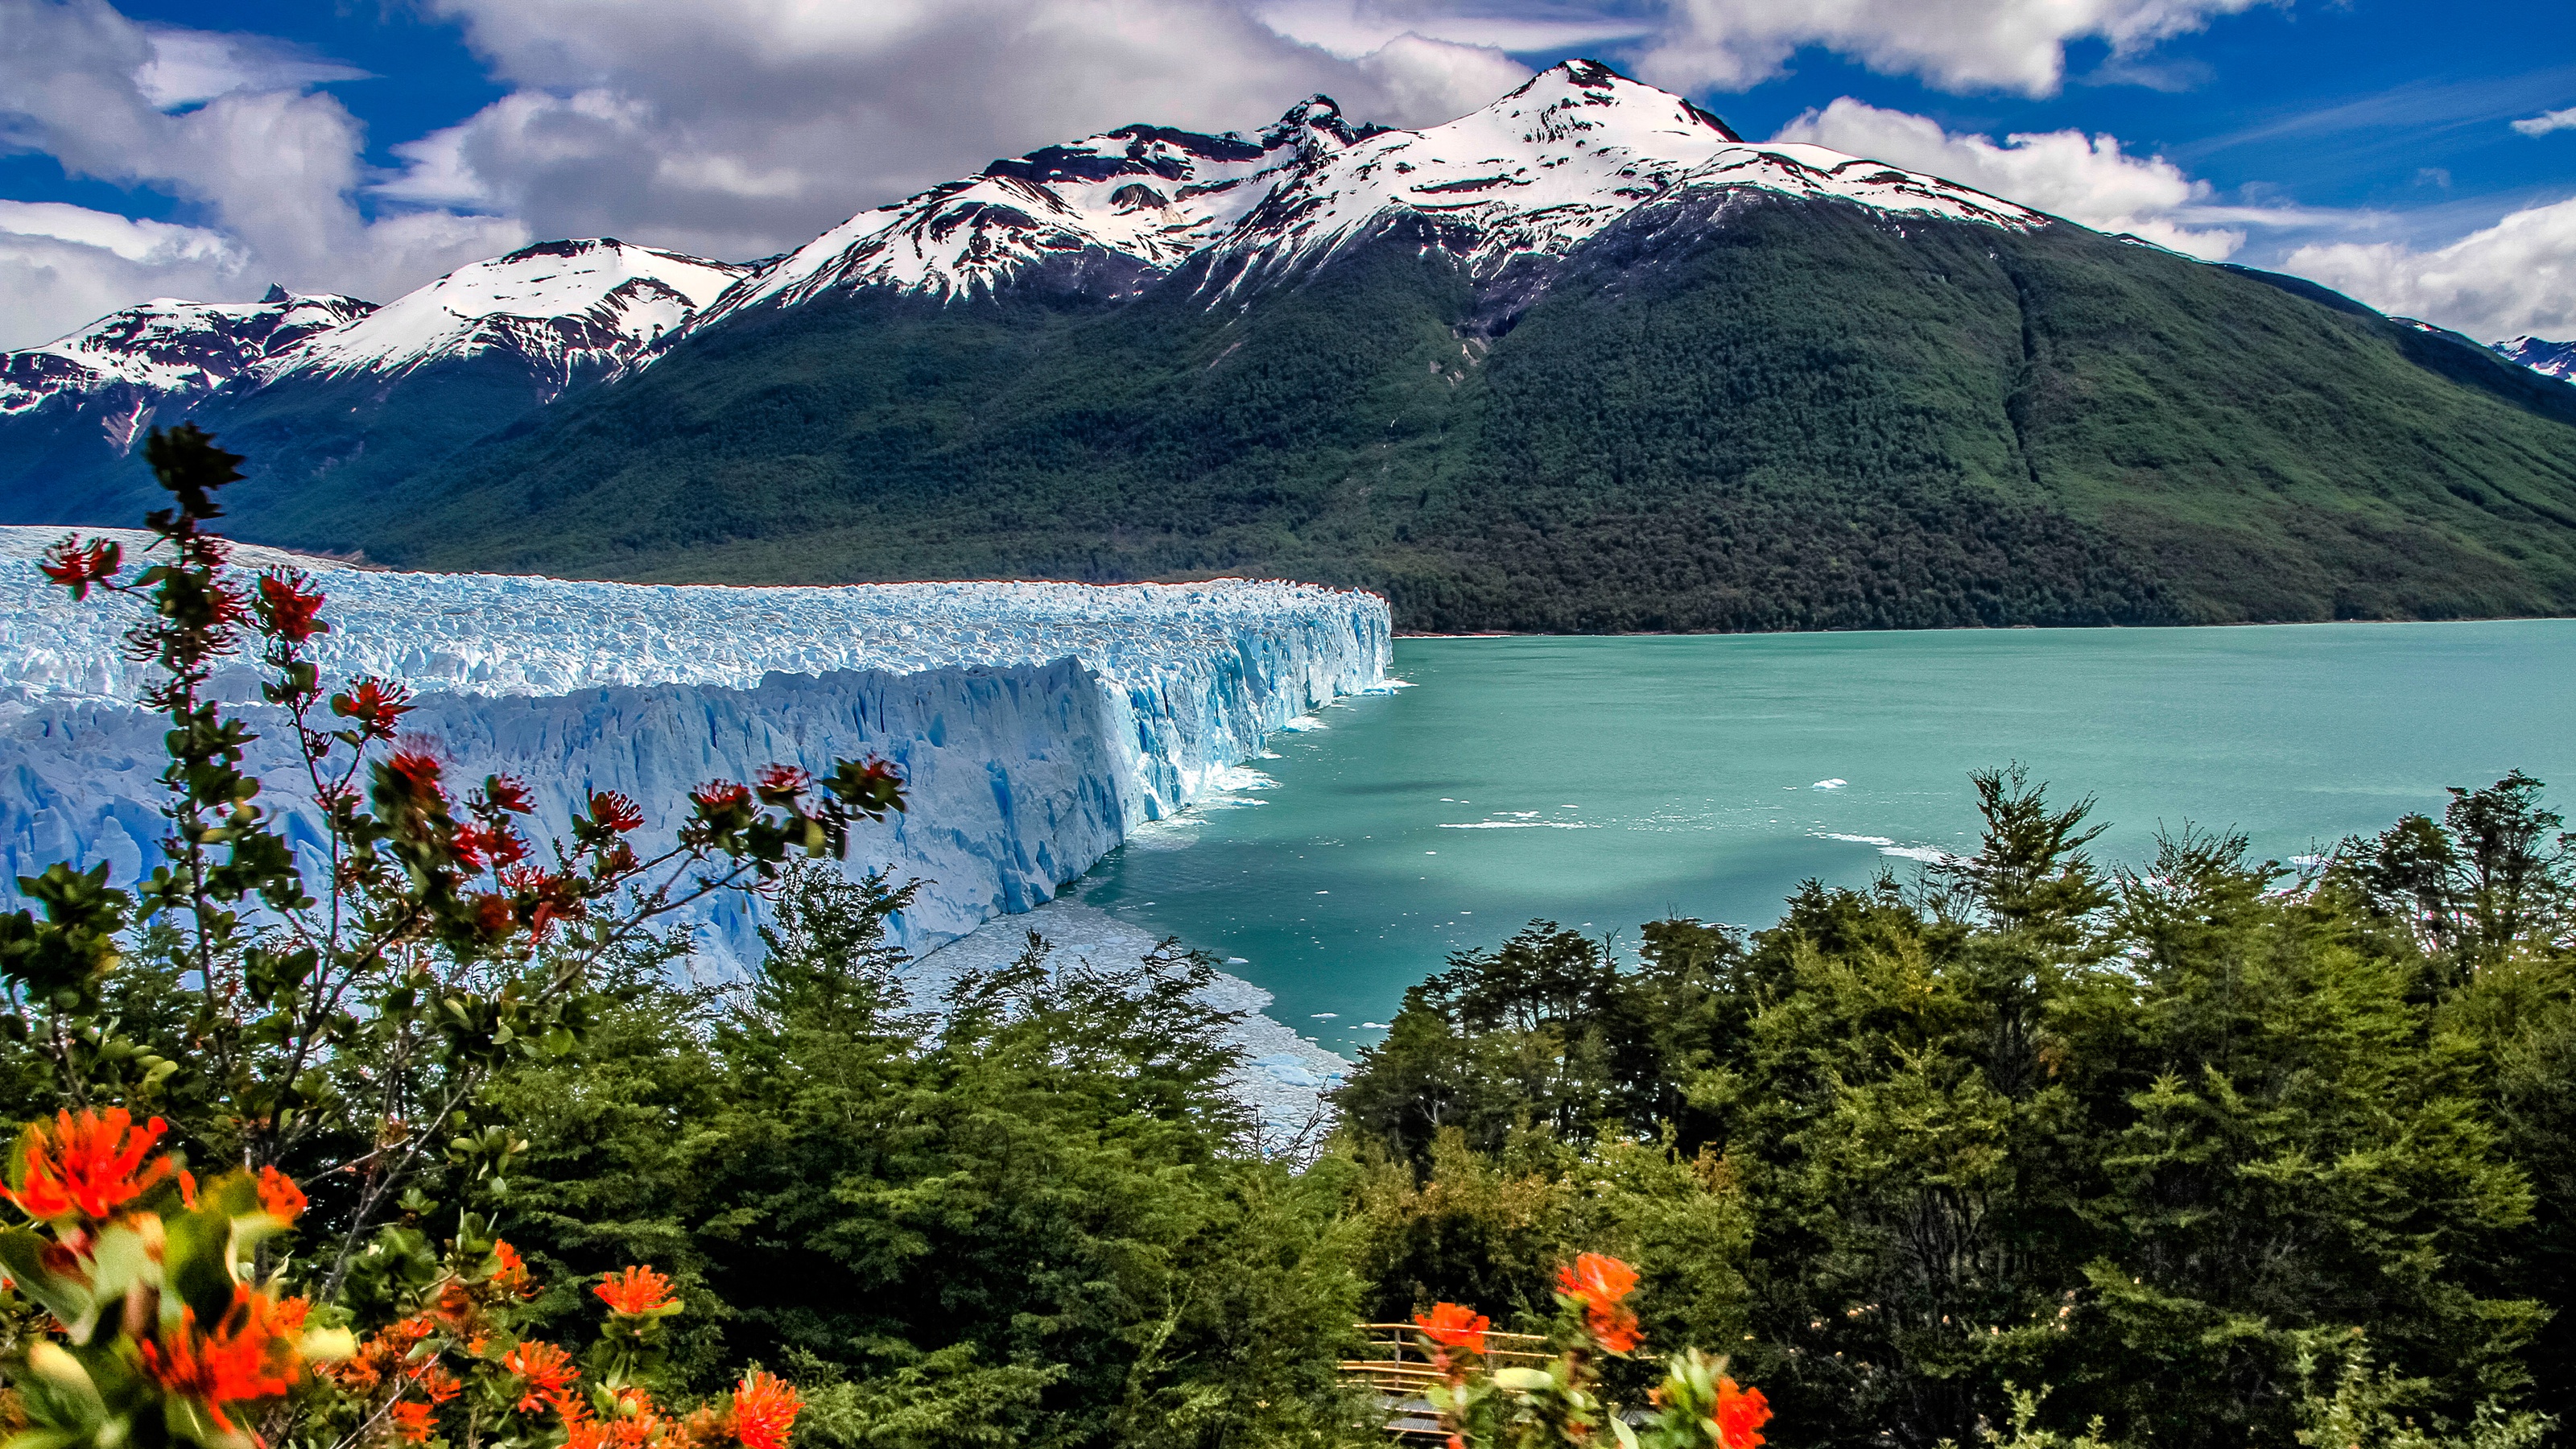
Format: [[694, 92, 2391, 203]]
[[1337, 1323, 1551, 1440]]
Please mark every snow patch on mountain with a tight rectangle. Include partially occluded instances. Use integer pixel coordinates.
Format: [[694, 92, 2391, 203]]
[[0, 290, 374, 432], [2496, 336, 2576, 384], [265, 239, 747, 393]]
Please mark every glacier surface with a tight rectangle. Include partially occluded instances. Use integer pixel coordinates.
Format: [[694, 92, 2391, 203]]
[[0, 528, 1390, 960]]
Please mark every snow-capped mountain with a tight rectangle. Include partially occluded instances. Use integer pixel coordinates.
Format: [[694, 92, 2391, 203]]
[[266, 238, 747, 396], [696, 101, 1372, 320], [1204, 60, 2046, 284], [2496, 336, 2576, 384], [0, 60, 2059, 422], [0, 288, 374, 444], [698, 60, 2049, 320]]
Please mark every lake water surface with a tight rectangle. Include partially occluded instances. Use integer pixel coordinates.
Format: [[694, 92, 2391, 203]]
[[1067, 622, 2576, 1055]]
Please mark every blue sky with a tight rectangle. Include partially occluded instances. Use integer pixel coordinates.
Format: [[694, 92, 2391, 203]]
[[2, 0, 2572, 349]]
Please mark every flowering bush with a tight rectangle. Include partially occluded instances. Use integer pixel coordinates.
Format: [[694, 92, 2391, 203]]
[[0, 427, 862, 1449], [0, 1104, 797, 1449], [1410, 1252, 1770, 1449]]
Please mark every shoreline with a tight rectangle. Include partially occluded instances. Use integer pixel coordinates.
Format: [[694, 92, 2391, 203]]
[[907, 898, 1350, 1139]]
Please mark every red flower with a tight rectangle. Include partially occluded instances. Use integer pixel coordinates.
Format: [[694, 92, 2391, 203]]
[[491, 1239, 532, 1296], [754, 764, 810, 803], [257, 1164, 306, 1223], [1712, 1377, 1771, 1449], [1414, 1302, 1489, 1355], [3, 1108, 171, 1224], [469, 893, 516, 936], [455, 824, 528, 871], [691, 781, 751, 812], [390, 1401, 437, 1443], [589, 791, 644, 832], [731, 1370, 801, 1449], [38, 536, 122, 596], [485, 774, 537, 815], [503, 1340, 579, 1414], [1557, 1253, 1644, 1355], [384, 749, 446, 807], [332, 677, 415, 737], [595, 1265, 676, 1316], [208, 580, 251, 628], [414, 1362, 463, 1406], [256, 570, 329, 644], [135, 1286, 307, 1431]]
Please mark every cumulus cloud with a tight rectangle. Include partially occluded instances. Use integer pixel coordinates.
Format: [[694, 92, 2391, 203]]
[[2287, 197, 2576, 344], [0, 0, 522, 347], [389, 0, 1530, 262], [1633, 0, 2270, 97], [0, 208, 247, 346], [1774, 96, 2356, 259], [2512, 107, 2576, 138]]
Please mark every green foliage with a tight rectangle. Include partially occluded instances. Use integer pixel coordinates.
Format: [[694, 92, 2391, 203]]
[[481, 863, 1374, 1449], [1336, 770, 2576, 1449]]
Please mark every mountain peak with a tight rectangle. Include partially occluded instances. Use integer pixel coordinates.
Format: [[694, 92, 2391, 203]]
[[0, 290, 376, 430], [262, 238, 747, 392]]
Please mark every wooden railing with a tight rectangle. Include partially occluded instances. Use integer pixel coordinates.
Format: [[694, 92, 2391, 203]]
[[1337, 1323, 1552, 1440]]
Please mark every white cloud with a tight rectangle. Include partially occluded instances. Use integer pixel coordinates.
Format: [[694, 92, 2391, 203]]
[[1632, 0, 2272, 97], [0, 0, 521, 347], [0, 200, 242, 266], [2512, 107, 2576, 138], [2287, 196, 2576, 344], [390, 0, 1532, 262], [134, 26, 370, 109], [0, 225, 243, 348], [1254, 0, 1649, 57], [1774, 97, 2267, 257]]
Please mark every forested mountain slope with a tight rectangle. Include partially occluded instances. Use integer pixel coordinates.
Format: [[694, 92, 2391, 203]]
[[306, 193, 2576, 632]]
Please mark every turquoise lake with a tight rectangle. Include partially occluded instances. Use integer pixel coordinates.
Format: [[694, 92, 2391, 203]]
[[1067, 621, 2576, 1055]]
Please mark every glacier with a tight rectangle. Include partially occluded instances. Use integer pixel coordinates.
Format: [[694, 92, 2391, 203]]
[[0, 526, 1391, 963]]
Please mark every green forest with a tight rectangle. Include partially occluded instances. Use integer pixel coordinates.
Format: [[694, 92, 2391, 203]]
[[3, 434, 2572, 1449]]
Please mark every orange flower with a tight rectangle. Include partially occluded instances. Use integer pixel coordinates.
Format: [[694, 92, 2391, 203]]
[[390, 1401, 437, 1444], [491, 1239, 533, 1295], [135, 1286, 306, 1430], [4, 1108, 172, 1223], [595, 1265, 676, 1316], [1414, 1302, 1489, 1355], [258, 1165, 307, 1222], [503, 1340, 579, 1413], [1712, 1377, 1771, 1449], [730, 1370, 801, 1449], [1556, 1253, 1644, 1355], [412, 1363, 462, 1405]]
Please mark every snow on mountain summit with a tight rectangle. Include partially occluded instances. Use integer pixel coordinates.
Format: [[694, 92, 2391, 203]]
[[699, 103, 1372, 318], [2496, 336, 2576, 384], [1208, 59, 2049, 281], [700, 59, 2054, 320], [266, 238, 748, 393], [0, 289, 373, 431]]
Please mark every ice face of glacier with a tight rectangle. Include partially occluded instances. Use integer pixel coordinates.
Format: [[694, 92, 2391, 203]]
[[0, 528, 1389, 958]]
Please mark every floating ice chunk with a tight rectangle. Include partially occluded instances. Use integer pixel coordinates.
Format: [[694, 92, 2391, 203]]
[[1813, 778, 1848, 790]]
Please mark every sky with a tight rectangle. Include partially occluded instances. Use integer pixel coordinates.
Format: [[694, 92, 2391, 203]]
[[1, 0, 2573, 351]]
